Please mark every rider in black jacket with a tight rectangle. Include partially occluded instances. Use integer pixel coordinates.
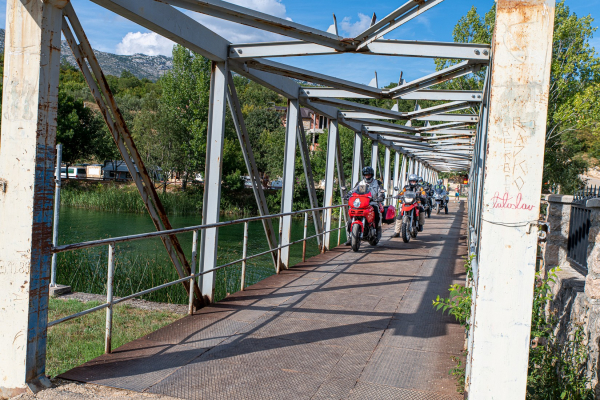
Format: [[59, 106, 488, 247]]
[[391, 174, 427, 238]]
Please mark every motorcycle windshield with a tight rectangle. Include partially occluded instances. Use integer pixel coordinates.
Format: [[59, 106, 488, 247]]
[[404, 191, 416, 201]]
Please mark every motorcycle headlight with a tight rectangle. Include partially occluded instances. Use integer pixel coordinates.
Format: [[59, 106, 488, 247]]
[[404, 197, 414, 204], [353, 198, 361, 208]]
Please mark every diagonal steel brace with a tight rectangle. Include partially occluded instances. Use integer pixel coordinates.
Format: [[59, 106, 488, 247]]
[[62, 5, 203, 308]]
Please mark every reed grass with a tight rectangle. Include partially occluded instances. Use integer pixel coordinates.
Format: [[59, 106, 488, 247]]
[[61, 182, 202, 215]]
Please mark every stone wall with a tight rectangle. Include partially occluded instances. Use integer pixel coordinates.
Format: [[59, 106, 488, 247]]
[[545, 196, 600, 396]]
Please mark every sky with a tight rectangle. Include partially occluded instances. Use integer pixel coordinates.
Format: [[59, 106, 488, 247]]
[[0, 0, 599, 85]]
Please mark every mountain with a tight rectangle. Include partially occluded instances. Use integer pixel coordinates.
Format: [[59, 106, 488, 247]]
[[0, 29, 172, 81]]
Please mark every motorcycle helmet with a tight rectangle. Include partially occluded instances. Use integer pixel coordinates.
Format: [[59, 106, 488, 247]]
[[437, 179, 443, 186], [418, 177, 424, 185], [362, 166, 375, 183], [408, 174, 418, 187]]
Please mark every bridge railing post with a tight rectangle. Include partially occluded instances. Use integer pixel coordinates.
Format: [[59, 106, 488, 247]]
[[466, 0, 556, 396], [105, 243, 116, 354]]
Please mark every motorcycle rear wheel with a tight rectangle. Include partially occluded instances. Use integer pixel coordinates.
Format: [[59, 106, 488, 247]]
[[369, 234, 379, 246], [401, 216, 410, 243], [351, 224, 361, 252]]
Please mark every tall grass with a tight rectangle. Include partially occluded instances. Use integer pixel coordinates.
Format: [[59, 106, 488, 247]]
[[55, 218, 342, 304], [61, 181, 202, 215]]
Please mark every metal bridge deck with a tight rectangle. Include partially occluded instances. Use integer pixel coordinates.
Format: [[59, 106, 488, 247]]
[[60, 203, 467, 399]]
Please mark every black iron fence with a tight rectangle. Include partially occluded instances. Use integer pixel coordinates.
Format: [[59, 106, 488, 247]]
[[567, 186, 600, 273]]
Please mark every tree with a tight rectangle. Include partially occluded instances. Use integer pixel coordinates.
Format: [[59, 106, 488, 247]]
[[158, 45, 212, 189], [56, 91, 105, 164], [441, 2, 600, 193]]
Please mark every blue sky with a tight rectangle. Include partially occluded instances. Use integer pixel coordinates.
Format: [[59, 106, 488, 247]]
[[0, 0, 599, 85]]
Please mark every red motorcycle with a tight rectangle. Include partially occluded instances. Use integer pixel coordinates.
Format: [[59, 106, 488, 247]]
[[399, 191, 420, 243], [348, 185, 396, 252]]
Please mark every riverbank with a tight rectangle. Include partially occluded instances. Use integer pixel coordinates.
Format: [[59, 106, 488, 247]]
[[60, 180, 330, 216]]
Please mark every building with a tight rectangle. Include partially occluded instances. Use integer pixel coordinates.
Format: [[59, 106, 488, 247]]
[[274, 106, 330, 146]]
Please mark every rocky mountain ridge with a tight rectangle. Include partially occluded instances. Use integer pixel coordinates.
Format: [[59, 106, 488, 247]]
[[0, 29, 172, 81]]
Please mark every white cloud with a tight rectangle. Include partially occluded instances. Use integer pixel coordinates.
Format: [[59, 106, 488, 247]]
[[116, 32, 175, 56], [114, 0, 292, 56], [340, 13, 372, 38], [185, 0, 291, 43]]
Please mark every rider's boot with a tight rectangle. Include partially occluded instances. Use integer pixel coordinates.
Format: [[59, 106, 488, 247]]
[[344, 225, 352, 245], [392, 216, 402, 238]]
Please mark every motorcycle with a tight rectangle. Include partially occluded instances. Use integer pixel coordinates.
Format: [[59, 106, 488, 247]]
[[399, 191, 420, 243], [347, 184, 396, 252], [424, 192, 432, 218], [433, 190, 449, 214]]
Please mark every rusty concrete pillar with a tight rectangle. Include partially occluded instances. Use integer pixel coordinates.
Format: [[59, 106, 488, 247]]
[[0, 0, 68, 396], [467, 0, 556, 397]]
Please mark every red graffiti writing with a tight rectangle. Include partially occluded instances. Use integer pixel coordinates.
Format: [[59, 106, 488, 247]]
[[491, 192, 535, 211]]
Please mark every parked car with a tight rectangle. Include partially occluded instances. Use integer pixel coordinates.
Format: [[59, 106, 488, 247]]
[[67, 166, 87, 179], [270, 179, 283, 190], [242, 176, 253, 188]]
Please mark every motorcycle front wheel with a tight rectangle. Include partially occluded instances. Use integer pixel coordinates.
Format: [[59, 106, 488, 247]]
[[351, 224, 362, 252], [445, 204, 449, 214], [401, 216, 410, 243], [411, 225, 418, 238]]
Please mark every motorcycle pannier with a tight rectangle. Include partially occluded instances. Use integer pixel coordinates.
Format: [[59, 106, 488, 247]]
[[382, 205, 396, 224]]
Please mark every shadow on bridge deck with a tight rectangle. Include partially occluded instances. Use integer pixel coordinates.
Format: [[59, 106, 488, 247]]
[[60, 202, 468, 399]]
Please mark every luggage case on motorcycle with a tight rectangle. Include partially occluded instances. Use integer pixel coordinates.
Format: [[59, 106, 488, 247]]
[[382, 205, 396, 224]]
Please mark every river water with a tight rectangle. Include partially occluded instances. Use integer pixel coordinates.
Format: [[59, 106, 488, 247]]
[[55, 207, 345, 303]]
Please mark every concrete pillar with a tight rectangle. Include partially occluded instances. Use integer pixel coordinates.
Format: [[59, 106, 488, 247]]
[[200, 61, 228, 302], [280, 99, 299, 268], [544, 195, 574, 270], [0, 0, 66, 396], [467, 0, 556, 397], [323, 120, 338, 250]]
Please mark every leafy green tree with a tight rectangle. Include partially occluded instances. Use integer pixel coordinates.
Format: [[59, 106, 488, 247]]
[[158, 45, 212, 189], [56, 91, 105, 164], [441, 2, 600, 193]]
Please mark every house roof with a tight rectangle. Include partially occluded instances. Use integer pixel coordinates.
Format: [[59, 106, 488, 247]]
[[273, 106, 314, 119]]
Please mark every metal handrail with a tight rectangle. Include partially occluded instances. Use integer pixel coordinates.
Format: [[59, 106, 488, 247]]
[[48, 203, 350, 352], [52, 204, 346, 253]]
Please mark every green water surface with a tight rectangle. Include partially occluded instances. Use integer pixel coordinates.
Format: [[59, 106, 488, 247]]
[[55, 207, 346, 303]]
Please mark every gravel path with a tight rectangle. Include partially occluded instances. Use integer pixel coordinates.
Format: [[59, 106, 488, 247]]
[[11, 379, 179, 399], [55, 292, 189, 315]]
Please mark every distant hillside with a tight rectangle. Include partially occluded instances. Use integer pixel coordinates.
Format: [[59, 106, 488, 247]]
[[0, 29, 172, 81]]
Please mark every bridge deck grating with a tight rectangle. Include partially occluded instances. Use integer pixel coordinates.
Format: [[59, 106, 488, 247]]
[[60, 202, 467, 399]]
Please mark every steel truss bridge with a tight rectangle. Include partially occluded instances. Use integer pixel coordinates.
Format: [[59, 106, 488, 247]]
[[0, 0, 555, 398]]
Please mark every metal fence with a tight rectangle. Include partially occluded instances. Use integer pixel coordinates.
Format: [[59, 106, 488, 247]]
[[567, 186, 600, 273], [50, 204, 347, 354]]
